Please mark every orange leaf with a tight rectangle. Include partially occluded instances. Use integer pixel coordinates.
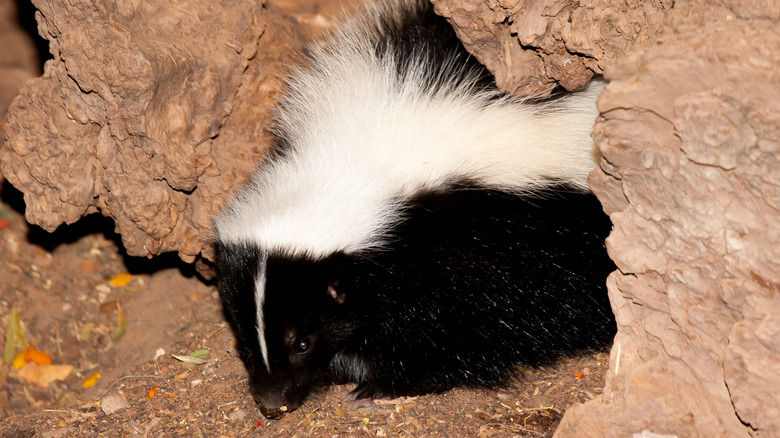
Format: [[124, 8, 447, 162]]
[[82, 372, 101, 388], [0, 220, 9, 229], [574, 371, 584, 379], [109, 273, 132, 288], [24, 347, 52, 365], [12, 351, 27, 369]]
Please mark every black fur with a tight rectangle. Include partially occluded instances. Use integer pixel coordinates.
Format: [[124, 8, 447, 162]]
[[217, 184, 615, 415], [373, 1, 496, 93], [215, 0, 615, 419], [214, 243, 262, 379]]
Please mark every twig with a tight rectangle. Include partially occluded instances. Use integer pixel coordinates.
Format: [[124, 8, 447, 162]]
[[83, 374, 168, 415], [206, 326, 226, 339], [398, 427, 416, 437], [99, 374, 167, 399], [153, 359, 175, 392], [516, 405, 554, 413], [295, 407, 320, 427], [473, 423, 544, 437]]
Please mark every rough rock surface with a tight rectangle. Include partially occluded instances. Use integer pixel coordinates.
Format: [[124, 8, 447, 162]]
[[557, 2, 780, 437], [431, 0, 671, 96], [0, 0, 305, 261], [433, 0, 780, 435]]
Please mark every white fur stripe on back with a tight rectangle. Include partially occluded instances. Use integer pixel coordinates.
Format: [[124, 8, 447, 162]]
[[214, 0, 604, 260]]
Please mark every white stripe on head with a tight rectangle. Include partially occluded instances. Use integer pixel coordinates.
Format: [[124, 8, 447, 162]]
[[255, 254, 270, 372]]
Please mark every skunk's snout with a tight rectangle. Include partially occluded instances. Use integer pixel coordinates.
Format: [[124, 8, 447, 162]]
[[258, 404, 288, 420], [253, 390, 297, 420]]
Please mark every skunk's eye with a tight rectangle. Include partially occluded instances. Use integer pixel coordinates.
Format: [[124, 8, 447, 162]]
[[296, 337, 312, 353]]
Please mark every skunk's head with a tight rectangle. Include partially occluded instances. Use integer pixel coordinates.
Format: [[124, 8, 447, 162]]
[[215, 242, 355, 419]]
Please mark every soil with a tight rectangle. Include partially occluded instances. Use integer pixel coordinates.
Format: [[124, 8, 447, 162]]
[[0, 178, 610, 437]]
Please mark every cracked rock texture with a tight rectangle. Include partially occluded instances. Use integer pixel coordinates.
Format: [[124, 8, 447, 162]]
[[1, 0, 305, 262], [560, 2, 779, 437], [431, 0, 671, 96], [433, 0, 780, 435]]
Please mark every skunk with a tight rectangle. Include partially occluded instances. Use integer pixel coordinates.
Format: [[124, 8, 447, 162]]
[[214, 0, 615, 420]]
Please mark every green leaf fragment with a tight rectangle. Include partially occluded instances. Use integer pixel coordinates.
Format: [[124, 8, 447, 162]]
[[0, 202, 13, 221], [4, 308, 28, 363]]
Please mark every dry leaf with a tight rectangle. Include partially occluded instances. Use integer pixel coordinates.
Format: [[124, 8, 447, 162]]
[[171, 354, 208, 365], [18, 363, 73, 387]]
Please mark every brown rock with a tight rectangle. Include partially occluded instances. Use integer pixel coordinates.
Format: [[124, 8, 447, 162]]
[[1, 0, 306, 261], [558, 2, 780, 436], [431, 0, 670, 96], [427, 0, 780, 435]]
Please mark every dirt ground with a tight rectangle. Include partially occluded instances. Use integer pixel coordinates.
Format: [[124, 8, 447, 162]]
[[0, 177, 610, 437]]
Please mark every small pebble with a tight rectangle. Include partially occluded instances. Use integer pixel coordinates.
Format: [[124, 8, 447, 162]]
[[228, 409, 247, 421], [102, 393, 129, 415]]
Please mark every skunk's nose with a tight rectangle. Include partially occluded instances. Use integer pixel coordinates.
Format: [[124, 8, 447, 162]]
[[253, 392, 291, 419], [259, 404, 287, 420]]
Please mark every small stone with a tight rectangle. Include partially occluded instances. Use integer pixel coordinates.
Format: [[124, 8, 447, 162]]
[[228, 409, 247, 421], [102, 393, 129, 415], [41, 427, 77, 438]]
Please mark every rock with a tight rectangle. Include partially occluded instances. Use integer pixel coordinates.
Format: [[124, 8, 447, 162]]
[[102, 393, 129, 415], [0, 0, 306, 262]]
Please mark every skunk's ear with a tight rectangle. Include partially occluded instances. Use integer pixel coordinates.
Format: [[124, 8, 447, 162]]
[[327, 280, 346, 304]]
